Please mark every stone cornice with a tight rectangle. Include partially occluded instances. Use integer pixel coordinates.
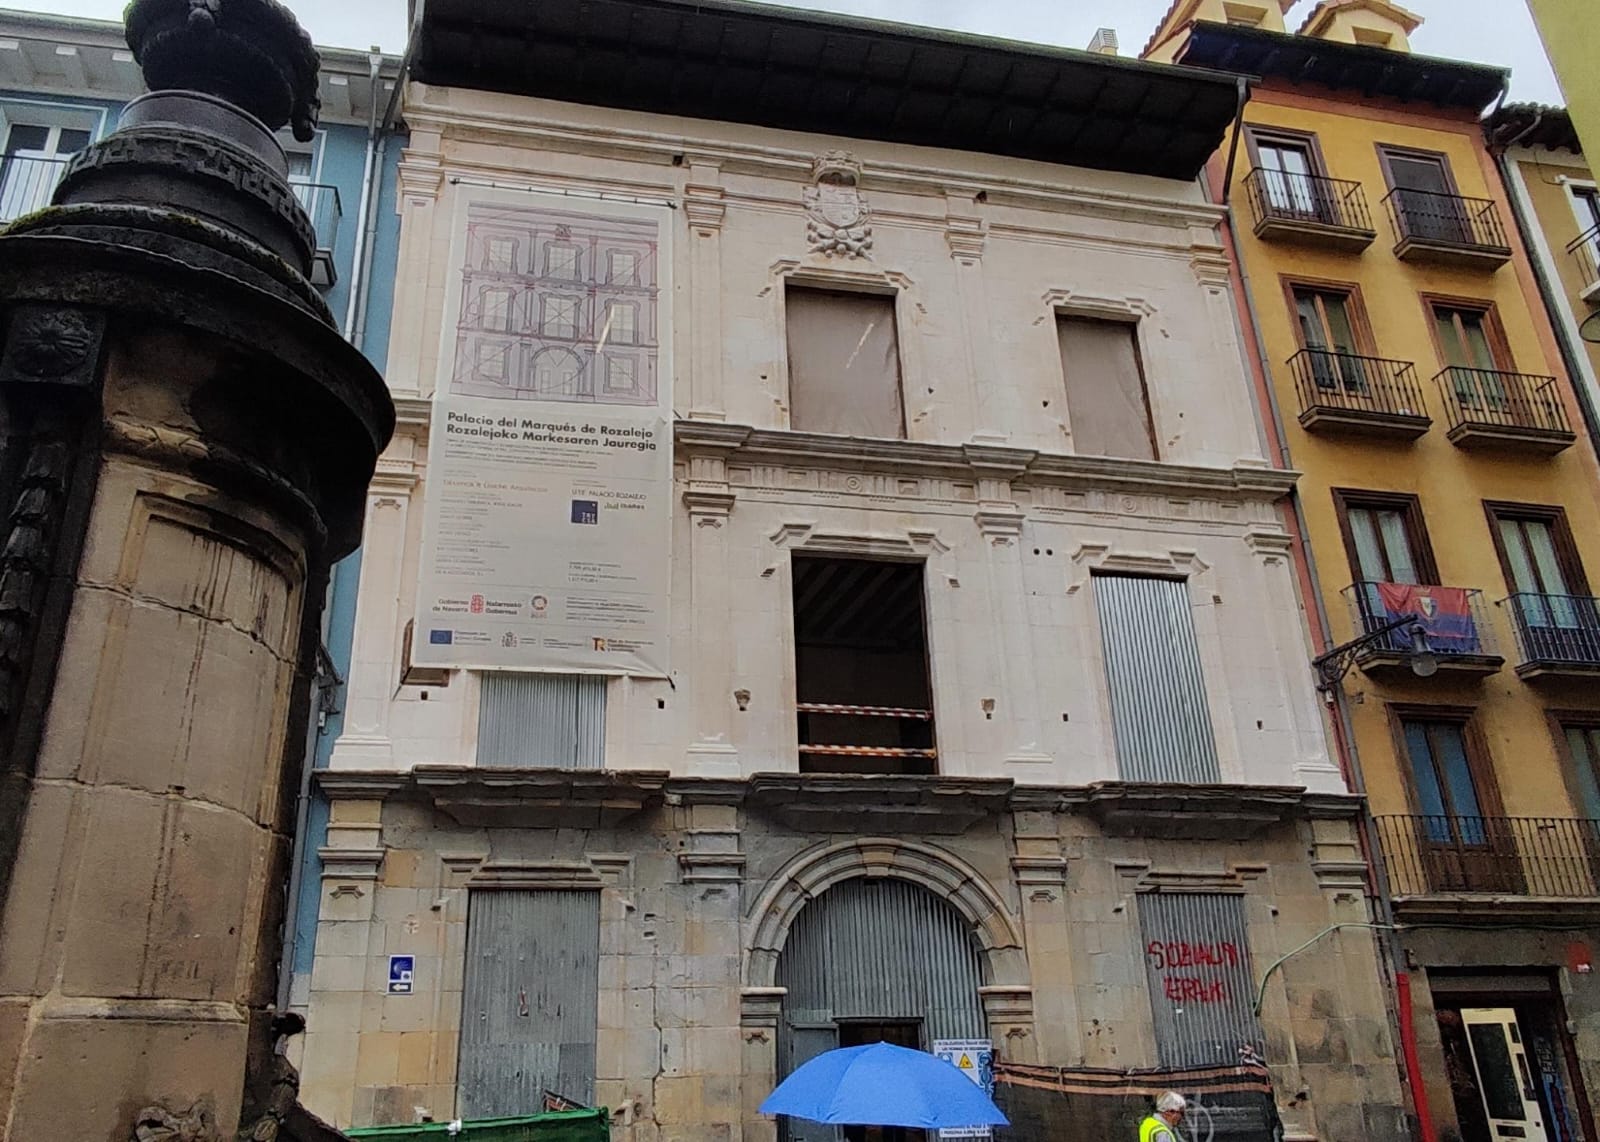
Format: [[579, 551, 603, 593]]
[[403, 98, 1226, 233], [675, 422, 1300, 504], [316, 769, 1361, 831]]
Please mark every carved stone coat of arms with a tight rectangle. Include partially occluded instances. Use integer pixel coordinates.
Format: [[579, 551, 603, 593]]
[[804, 151, 873, 258]]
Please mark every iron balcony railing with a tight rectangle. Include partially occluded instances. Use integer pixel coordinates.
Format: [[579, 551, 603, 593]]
[[1376, 814, 1600, 898], [1289, 349, 1425, 418], [1343, 581, 1497, 660], [1243, 169, 1374, 234], [1382, 187, 1510, 253], [0, 153, 71, 224], [1501, 592, 1600, 667], [1434, 367, 1570, 435], [289, 180, 341, 254], [1567, 223, 1600, 293]]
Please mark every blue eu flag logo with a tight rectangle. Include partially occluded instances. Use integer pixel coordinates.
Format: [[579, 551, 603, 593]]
[[428, 629, 453, 645], [571, 499, 599, 525]]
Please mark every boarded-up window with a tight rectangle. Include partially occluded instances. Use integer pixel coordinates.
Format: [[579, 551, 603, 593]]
[[1093, 575, 1220, 783], [1057, 316, 1156, 460], [477, 673, 605, 768], [1138, 893, 1263, 1068], [458, 889, 599, 1116], [786, 287, 905, 438]]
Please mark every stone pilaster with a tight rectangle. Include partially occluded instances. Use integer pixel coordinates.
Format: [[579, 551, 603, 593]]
[[684, 161, 728, 420], [331, 450, 421, 769], [680, 424, 749, 777], [1010, 807, 1076, 1063], [965, 445, 1050, 767]]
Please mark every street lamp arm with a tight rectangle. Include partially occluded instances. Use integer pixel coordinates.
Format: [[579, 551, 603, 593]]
[[1311, 612, 1424, 691]]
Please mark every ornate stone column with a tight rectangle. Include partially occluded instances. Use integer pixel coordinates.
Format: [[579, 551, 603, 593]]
[[0, 3, 393, 1139]]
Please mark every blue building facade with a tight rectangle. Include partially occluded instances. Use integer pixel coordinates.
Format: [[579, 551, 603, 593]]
[[0, 7, 405, 1012]]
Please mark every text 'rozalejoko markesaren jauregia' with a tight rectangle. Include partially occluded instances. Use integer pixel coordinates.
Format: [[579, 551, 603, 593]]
[[444, 411, 658, 451]]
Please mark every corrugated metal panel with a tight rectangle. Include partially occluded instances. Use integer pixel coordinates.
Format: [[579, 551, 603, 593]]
[[1138, 894, 1263, 1068], [477, 673, 606, 767], [458, 889, 600, 1118], [1093, 574, 1221, 783], [777, 879, 988, 1142], [778, 878, 987, 1046]]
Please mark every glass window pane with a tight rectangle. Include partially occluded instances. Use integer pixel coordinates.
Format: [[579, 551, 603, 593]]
[[1498, 519, 1541, 594], [1296, 293, 1327, 348], [1404, 721, 1449, 820], [1436, 312, 1466, 366], [1349, 508, 1387, 581], [1524, 520, 1570, 595], [1566, 727, 1600, 820], [1321, 294, 1358, 353], [3, 125, 48, 155], [1462, 316, 1497, 370], [1434, 724, 1485, 821], [55, 128, 91, 154], [1377, 510, 1418, 583]]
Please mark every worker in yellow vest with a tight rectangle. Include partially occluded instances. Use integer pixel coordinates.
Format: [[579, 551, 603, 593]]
[[1139, 1091, 1187, 1142]]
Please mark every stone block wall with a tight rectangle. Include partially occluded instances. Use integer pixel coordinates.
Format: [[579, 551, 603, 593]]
[[299, 786, 1405, 1142]]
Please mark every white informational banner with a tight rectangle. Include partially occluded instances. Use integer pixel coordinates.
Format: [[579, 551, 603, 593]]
[[412, 189, 673, 676], [933, 1039, 995, 1140]]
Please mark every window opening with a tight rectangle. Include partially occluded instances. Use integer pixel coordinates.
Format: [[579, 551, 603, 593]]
[[1294, 286, 1366, 391], [785, 287, 905, 439], [791, 556, 934, 775], [1056, 315, 1157, 460]]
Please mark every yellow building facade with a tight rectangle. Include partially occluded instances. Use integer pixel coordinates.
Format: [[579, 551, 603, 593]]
[[1527, 0, 1600, 159], [1490, 104, 1600, 436], [1151, 4, 1600, 1142]]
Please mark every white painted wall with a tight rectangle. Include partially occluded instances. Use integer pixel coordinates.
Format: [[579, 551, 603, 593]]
[[330, 82, 1342, 794]]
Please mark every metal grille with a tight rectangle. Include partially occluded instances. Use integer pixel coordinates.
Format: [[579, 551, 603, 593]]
[[477, 673, 605, 767], [778, 878, 988, 1142], [1138, 894, 1263, 1069], [1092, 575, 1220, 783], [778, 877, 987, 1040], [458, 889, 600, 1117]]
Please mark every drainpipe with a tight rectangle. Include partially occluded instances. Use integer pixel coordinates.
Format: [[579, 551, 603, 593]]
[[353, 4, 421, 353], [1208, 161, 1439, 1142], [1489, 121, 1600, 451], [277, 600, 341, 1012], [341, 48, 386, 341], [1220, 76, 1249, 206]]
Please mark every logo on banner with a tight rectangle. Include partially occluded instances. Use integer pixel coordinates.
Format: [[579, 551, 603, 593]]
[[571, 499, 599, 525], [428, 629, 453, 645], [531, 595, 549, 617], [469, 594, 485, 614]]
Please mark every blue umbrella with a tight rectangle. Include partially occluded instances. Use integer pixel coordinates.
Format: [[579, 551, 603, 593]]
[[760, 1042, 1010, 1129]]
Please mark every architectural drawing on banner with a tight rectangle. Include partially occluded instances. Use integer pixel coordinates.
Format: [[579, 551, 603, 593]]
[[451, 203, 661, 406], [412, 191, 673, 676]]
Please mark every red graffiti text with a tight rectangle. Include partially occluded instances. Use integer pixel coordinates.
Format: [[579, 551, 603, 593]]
[[1145, 939, 1241, 971], [1162, 976, 1228, 1004]]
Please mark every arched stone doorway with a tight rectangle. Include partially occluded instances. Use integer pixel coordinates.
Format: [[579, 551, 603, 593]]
[[747, 839, 1032, 1142], [776, 878, 988, 1142]]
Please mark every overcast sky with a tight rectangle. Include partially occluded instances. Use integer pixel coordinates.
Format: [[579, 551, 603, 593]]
[[30, 0, 1564, 105]]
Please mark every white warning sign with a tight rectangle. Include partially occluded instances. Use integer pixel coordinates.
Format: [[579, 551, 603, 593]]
[[933, 1038, 995, 1140]]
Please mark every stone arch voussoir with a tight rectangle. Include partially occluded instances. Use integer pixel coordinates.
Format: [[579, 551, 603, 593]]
[[744, 837, 1028, 990]]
